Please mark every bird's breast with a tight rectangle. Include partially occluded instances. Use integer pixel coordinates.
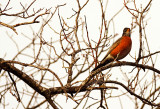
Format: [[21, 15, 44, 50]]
[[110, 36, 132, 60]]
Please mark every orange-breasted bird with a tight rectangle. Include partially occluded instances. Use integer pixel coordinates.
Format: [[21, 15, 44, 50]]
[[92, 28, 132, 71]]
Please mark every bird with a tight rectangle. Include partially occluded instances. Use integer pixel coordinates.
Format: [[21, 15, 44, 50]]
[[92, 27, 132, 71]]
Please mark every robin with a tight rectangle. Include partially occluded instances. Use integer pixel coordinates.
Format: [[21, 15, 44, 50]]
[[92, 27, 132, 71]]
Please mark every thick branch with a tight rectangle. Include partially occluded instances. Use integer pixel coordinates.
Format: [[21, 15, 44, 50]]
[[79, 61, 160, 93], [0, 58, 46, 95]]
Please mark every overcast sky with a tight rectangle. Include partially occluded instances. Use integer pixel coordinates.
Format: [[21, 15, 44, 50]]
[[0, 0, 160, 109]]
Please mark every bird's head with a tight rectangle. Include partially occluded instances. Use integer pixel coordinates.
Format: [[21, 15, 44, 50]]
[[123, 28, 131, 37]]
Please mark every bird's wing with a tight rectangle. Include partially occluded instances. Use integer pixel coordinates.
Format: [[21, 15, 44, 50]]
[[92, 37, 122, 71], [100, 37, 122, 63]]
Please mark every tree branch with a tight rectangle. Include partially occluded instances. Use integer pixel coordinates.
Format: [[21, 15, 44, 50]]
[[105, 80, 160, 107]]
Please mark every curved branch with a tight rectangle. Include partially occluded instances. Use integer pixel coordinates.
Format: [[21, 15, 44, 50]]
[[0, 58, 46, 95], [103, 61, 160, 74], [0, 58, 60, 108], [105, 80, 160, 107], [79, 61, 160, 94]]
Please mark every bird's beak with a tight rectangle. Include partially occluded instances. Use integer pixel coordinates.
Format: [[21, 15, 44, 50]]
[[125, 29, 131, 36], [126, 29, 130, 33]]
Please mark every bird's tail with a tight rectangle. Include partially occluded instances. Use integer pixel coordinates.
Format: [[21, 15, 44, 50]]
[[92, 59, 113, 72]]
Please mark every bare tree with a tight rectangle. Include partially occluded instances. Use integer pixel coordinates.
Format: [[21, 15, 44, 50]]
[[0, 0, 160, 109]]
